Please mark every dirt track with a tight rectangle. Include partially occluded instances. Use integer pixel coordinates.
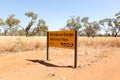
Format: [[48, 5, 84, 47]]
[[0, 46, 120, 80]]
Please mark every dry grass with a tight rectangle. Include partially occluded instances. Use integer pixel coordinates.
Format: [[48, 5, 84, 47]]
[[78, 37, 120, 47], [0, 36, 46, 52], [0, 36, 120, 52]]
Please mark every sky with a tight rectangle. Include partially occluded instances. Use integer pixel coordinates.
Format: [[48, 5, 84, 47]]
[[0, 0, 120, 31]]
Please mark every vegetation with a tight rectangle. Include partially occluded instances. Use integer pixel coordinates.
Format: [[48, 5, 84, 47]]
[[0, 36, 46, 52], [6, 14, 20, 36], [25, 11, 37, 36], [0, 11, 120, 37], [60, 12, 120, 37], [0, 36, 120, 52], [33, 19, 48, 36]]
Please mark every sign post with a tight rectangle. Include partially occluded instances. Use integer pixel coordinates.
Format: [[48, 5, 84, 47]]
[[47, 30, 78, 68], [74, 30, 78, 68], [47, 32, 50, 61]]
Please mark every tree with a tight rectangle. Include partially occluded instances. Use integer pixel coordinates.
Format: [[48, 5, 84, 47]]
[[113, 12, 120, 37], [99, 18, 112, 36], [25, 11, 37, 36], [33, 19, 48, 36], [6, 14, 20, 36], [0, 18, 5, 26], [99, 15, 120, 37], [90, 21, 100, 37], [0, 18, 7, 35], [81, 17, 91, 37], [18, 29, 25, 36], [81, 17, 100, 37], [60, 16, 82, 35], [65, 16, 82, 31]]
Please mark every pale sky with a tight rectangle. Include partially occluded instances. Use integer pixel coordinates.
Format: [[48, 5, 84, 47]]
[[0, 0, 120, 30]]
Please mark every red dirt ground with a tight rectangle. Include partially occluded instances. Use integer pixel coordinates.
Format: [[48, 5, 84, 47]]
[[0, 46, 120, 80]]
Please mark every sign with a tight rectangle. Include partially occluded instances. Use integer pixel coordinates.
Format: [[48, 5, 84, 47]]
[[46, 30, 78, 68], [48, 30, 76, 49]]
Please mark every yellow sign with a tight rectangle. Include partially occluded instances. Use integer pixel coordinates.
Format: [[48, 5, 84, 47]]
[[47, 30, 76, 49]]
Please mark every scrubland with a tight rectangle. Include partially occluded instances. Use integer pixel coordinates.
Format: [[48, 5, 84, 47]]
[[0, 36, 46, 52], [0, 36, 120, 52], [78, 37, 120, 47], [0, 36, 120, 80]]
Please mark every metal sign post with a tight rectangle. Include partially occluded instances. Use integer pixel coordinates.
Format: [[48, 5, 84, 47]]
[[47, 32, 50, 61], [74, 30, 78, 68]]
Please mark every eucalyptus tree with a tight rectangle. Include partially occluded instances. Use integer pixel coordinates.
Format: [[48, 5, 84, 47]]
[[0, 18, 6, 35], [104, 12, 120, 37], [65, 16, 82, 31], [6, 14, 20, 36], [81, 17, 100, 37], [90, 21, 100, 37], [105, 18, 116, 37], [81, 17, 91, 37], [0, 18, 5, 26], [113, 12, 120, 37], [33, 19, 48, 36], [25, 11, 37, 36], [99, 15, 120, 37], [99, 18, 112, 36], [62, 16, 82, 35]]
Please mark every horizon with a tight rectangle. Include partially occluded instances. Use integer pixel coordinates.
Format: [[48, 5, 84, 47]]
[[0, 0, 120, 31]]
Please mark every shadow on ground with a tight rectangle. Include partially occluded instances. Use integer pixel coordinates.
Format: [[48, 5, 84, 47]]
[[26, 59, 73, 68]]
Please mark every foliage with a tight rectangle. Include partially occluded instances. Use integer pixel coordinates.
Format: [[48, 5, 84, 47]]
[[18, 29, 25, 36], [65, 16, 82, 31], [81, 17, 100, 37], [0, 18, 8, 36], [5, 14, 20, 36], [33, 19, 48, 36], [25, 12, 38, 36], [89, 21, 100, 37], [0, 11, 120, 37], [99, 15, 120, 37], [0, 18, 6, 26], [6, 14, 20, 27], [113, 12, 120, 37], [99, 18, 112, 36], [25, 12, 37, 20]]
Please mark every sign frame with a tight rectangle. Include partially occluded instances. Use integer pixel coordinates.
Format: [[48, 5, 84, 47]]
[[46, 30, 78, 68]]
